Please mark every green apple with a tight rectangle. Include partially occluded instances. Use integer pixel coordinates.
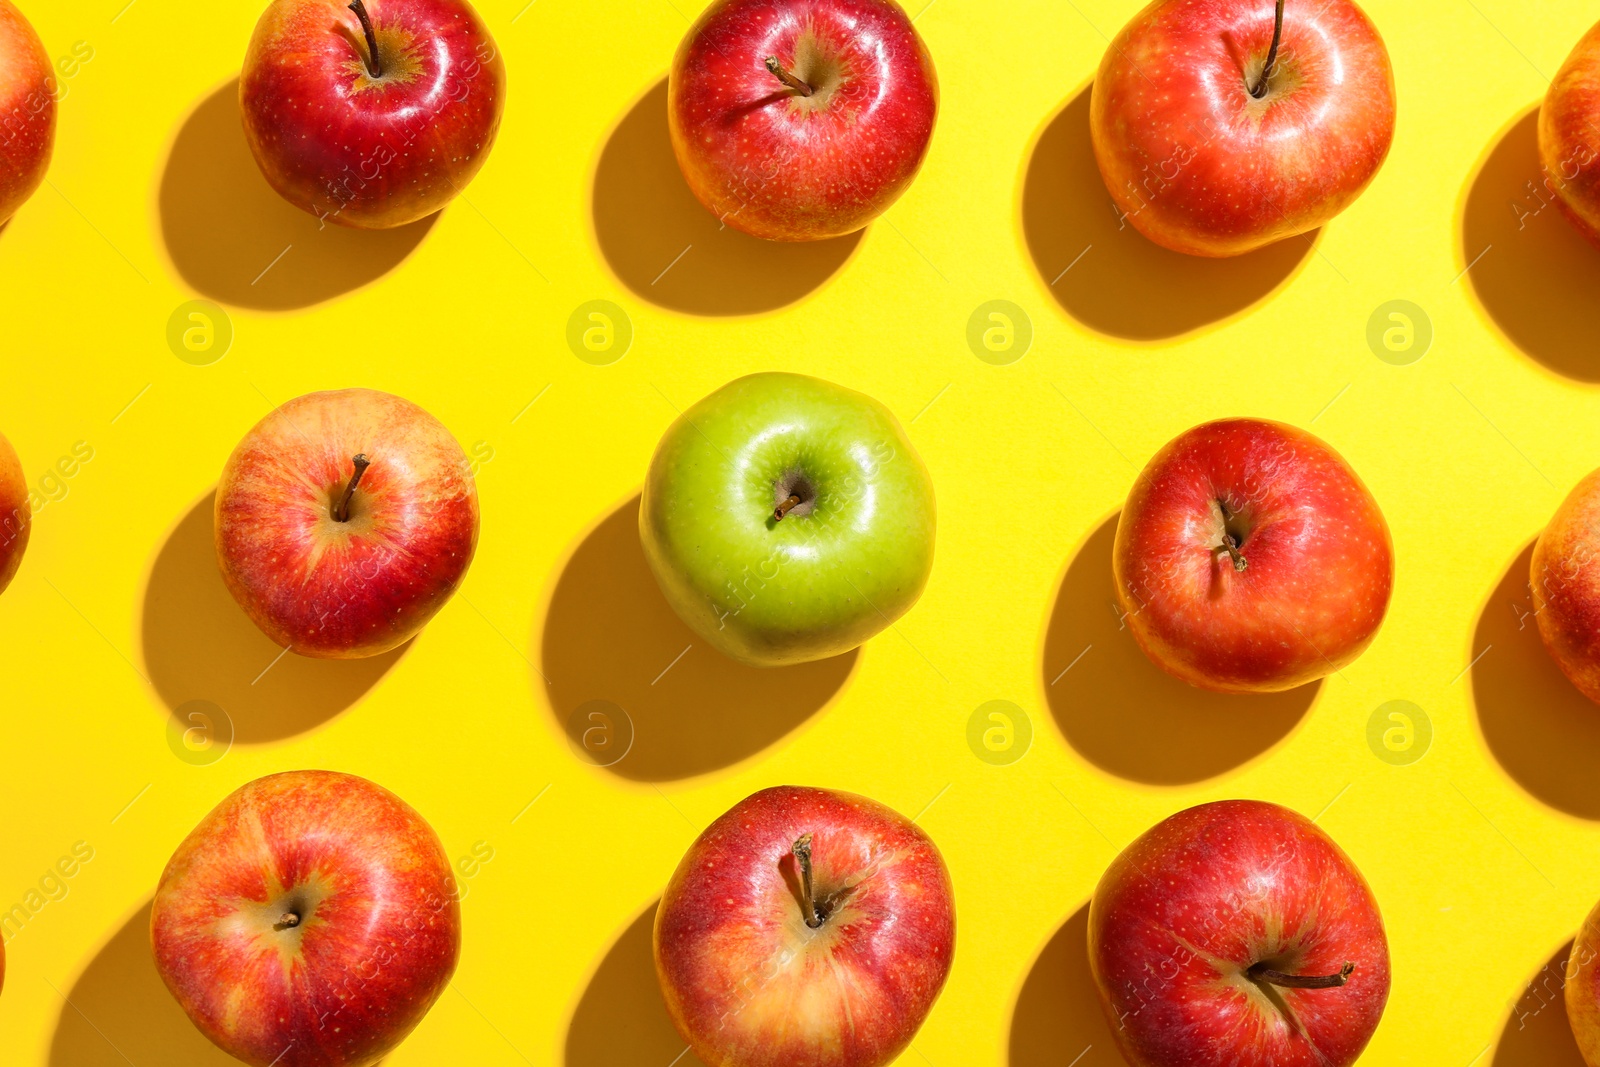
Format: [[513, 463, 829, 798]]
[[641, 373, 936, 667]]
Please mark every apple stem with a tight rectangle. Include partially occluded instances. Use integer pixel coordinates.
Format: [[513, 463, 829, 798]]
[[1249, 961, 1354, 989], [333, 454, 372, 523], [275, 911, 301, 930], [348, 0, 384, 78], [792, 833, 825, 929], [774, 494, 803, 522], [1220, 535, 1248, 573], [1249, 0, 1286, 98], [765, 56, 815, 98]]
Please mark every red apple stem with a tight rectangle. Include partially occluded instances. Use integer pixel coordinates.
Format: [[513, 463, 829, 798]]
[[1249, 961, 1354, 989], [765, 56, 815, 98], [348, 0, 384, 78], [774, 494, 803, 522], [792, 833, 825, 929], [1249, 0, 1286, 98], [333, 454, 371, 523]]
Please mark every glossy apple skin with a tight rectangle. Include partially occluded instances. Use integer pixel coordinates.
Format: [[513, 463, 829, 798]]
[[1090, 800, 1390, 1067], [1530, 468, 1600, 704], [151, 771, 460, 1067], [1114, 419, 1392, 693], [0, 429, 27, 594], [1540, 21, 1600, 248], [641, 372, 935, 667], [669, 0, 938, 241], [0, 0, 54, 225], [240, 0, 505, 229], [655, 785, 955, 1067], [1091, 0, 1395, 256], [215, 388, 478, 659]]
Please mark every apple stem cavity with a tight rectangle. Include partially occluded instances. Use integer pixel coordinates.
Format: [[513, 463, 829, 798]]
[[775, 493, 803, 522], [792, 833, 826, 929], [333, 454, 372, 523], [348, 0, 384, 79], [1248, 960, 1355, 989], [765, 56, 815, 98], [1249, 0, 1287, 98]]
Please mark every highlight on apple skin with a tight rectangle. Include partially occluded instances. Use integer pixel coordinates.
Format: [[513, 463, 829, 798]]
[[654, 785, 956, 1067], [668, 0, 939, 241], [0, 429, 28, 595], [150, 770, 461, 1067], [1090, 0, 1396, 256], [1113, 418, 1393, 693], [0, 0, 54, 227], [240, 0, 506, 229], [214, 388, 480, 659], [639, 372, 936, 668], [1089, 799, 1391, 1067], [1531, 467, 1600, 704], [1540, 20, 1600, 248]]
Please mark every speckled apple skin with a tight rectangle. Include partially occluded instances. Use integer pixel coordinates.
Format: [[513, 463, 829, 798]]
[[1090, 800, 1390, 1067], [1531, 468, 1600, 704], [1091, 0, 1395, 256], [1540, 22, 1600, 249], [1113, 418, 1393, 693], [150, 771, 460, 1067], [655, 786, 955, 1067], [240, 0, 505, 229], [0, 429, 27, 594], [0, 0, 54, 225], [215, 388, 478, 659], [668, 0, 938, 241], [640, 372, 936, 667]]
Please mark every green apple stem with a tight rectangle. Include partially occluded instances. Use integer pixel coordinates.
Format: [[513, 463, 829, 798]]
[[1249, 961, 1354, 989], [792, 833, 825, 929], [774, 494, 803, 522], [1249, 0, 1286, 98], [765, 56, 815, 98], [333, 454, 371, 523], [348, 0, 384, 78]]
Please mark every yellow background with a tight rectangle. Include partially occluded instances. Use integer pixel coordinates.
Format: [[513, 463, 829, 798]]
[[0, 0, 1595, 1063]]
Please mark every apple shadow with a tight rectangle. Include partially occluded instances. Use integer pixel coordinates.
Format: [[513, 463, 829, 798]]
[[1041, 513, 1317, 785], [1492, 939, 1588, 1067], [1020, 85, 1317, 342], [140, 491, 407, 744], [1470, 539, 1600, 820], [1009, 904, 1124, 1067], [590, 79, 863, 317], [157, 79, 436, 312], [1461, 105, 1600, 383], [538, 496, 857, 782], [565, 901, 711, 1067], [49, 900, 237, 1067]]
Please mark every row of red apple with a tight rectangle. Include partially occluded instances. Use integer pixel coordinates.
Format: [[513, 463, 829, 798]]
[[0, 767, 1572, 1067], [6, 0, 1600, 254], [8, 374, 1600, 704]]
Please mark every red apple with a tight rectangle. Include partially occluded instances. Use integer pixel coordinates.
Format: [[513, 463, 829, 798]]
[[0, 0, 54, 226], [1114, 418, 1392, 693], [151, 770, 460, 1067], [668, 0, 939, 242], [1531, 467, 1600, 703], [240, 0, 505, 229], [1091, 0, 1395, 256], [1568, 895, 1600, 1063], [0, 429, 26, 594], [1541, 23, 1600, 248], [1089, 799, 1390, 1067], [215, 387, 478, 659], [655, 785, 955, 1067]]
